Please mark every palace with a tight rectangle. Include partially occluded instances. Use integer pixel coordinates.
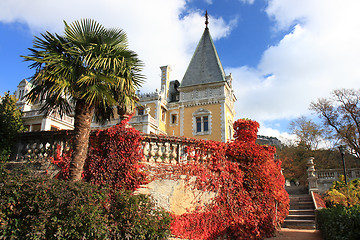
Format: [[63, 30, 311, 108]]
[[15, 16, 237, 142]]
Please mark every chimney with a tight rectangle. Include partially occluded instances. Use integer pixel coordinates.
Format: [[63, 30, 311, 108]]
[[160, 65, 171, 98]]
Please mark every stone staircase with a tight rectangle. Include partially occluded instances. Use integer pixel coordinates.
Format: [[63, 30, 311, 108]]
[[283, 186, 316, 229]]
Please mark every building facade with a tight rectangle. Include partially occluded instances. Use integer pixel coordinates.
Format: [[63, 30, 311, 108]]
[[16, 22, 236, 142], [128, 25, 236, 142], [15, 79, 74, 132]]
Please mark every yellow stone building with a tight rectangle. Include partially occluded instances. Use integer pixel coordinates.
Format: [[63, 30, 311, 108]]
[[129, 24, 236, 142], [16, 19, 236, 142]]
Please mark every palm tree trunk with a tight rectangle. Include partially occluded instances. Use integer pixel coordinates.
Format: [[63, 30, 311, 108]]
[[69, 99, 95, 181]]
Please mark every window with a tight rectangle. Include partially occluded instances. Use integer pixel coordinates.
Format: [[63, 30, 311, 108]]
[[161, 107, 166, 122], [169, 112, 178, 126], [196, 117, 201, 132], [138, 108, 144, 115], [32, 124, 41, 132], [196, 116, 209, 132], [171, 114, 177, 124], [203, 116, 208, 131], [193, 108, 211, 136]]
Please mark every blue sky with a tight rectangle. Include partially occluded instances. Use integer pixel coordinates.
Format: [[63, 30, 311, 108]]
[[1, 0, 360, 141]]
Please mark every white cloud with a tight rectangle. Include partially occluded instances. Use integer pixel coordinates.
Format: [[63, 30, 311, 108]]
[[239, 0, 255, 5], [0, 0, 236, 93], [3, 0, 360, 142], [258, 123, 296, 143], [227, 0, 360, 139]]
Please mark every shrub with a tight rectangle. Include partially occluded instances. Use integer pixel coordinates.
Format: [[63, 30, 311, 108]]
[[318, 205, 360, 240], [108, 191, 172, 239], [325, 177, 360, 207], [0, 173, 108, 239], [0, 173, 171, 240]]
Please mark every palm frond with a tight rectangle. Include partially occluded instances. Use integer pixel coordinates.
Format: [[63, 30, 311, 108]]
[[23, 18, 145, 123]]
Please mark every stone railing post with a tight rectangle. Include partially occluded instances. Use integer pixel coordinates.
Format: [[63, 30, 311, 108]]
[[148, 142, 156, 163], [307, 157, 318, 194]]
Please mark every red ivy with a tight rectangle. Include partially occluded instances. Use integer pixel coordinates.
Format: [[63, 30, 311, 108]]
[[50, 119, 146, 191], [50, 118, 289, 239], [159, 119, 289, 239], [313, 192, 326, 209]]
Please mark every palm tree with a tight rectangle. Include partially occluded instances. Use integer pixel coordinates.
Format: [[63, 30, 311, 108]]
[[23, 19, 144, 181]]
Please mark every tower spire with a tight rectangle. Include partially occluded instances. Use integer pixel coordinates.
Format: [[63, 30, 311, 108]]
[[205, 10, 209, 29]]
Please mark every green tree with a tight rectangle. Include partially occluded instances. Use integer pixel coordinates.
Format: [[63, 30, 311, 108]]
[[310, 89, 360, 158], [22, 19, 144, 181], [0, 92, 26, 161]]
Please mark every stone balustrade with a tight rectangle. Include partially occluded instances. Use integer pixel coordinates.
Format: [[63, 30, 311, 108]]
[[140, 133, 213, 164], [8, 130, 73, 176], [22, 110, 74, 125], [9, 130, 215, 175], [130, 114, 157, 126], [307, 157, 360, 194], [316, 168, 360, 180]]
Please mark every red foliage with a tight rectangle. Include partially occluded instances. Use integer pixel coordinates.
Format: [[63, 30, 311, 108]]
[[233, 119, 260, 143], [165, 119, 289, 240], [50, 119, 146, 191], [313, 192, 327, 209], [50, 118, 289, 239]]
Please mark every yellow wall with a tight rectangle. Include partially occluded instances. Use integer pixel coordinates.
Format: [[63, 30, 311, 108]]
[[146, 102, 157, 119], [224, 104, 235, 142], [166, 110, 181, 136], [159, 110, 166, 132]]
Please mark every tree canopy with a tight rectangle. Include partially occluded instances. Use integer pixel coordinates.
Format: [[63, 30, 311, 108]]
[[0, 92, 26, 161], [310, 89, 360, 158], [22, 19, 144, 181], [289, 116, 325, 150]]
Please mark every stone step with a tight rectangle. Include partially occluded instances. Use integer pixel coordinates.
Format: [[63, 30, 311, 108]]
[[290, 201, 314, 206], [284, 192, 316, 229], [289, 209, 315, 215], [282, 219, 316, 229], [289, 196, 312, 201], [290, 205, 314, 210], [285, 186, 308, 195], [286, 214, 315, 221]]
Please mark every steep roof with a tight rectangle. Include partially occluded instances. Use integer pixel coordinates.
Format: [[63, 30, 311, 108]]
[[180, 27, 226, 88]]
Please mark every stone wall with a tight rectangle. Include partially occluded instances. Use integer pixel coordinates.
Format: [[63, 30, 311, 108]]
[[9, 130, 217, 215]]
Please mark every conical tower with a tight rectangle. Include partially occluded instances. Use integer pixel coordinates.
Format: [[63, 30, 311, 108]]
[[176, 11, 236, 142]]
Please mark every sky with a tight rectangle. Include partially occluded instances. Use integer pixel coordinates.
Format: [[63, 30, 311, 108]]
[[1, 0, 360, 142]]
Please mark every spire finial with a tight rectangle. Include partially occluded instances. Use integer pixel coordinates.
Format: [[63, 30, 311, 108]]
[[205, 10, 209, 29]]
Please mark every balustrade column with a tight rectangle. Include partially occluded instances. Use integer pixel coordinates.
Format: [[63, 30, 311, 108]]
[[148, 142, 156, 162], [171, 144, 178, 164], [156, 142, 163, 163], [307, 157, 318, 193], [142, 142, 149, 162], [163, 143, 170, 163]]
